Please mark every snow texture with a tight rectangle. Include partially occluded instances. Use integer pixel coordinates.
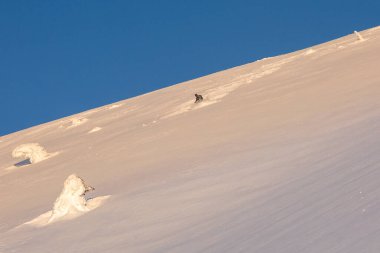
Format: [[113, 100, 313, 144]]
[[1, 26, 380, 253]]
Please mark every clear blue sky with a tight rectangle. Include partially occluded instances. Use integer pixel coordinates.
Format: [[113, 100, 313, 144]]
[[1, 0, 379, 136]]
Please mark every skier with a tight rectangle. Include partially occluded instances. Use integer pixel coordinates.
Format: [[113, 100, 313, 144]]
[[194, 93, 203, 103]]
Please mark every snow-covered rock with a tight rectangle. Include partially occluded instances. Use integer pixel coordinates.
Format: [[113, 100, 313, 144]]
[[12, 143, 50, 164], [49, 174, 94, 223], [22, 175, 109, 227]]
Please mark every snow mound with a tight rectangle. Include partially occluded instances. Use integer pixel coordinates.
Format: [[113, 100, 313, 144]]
[[108, 104, 123, 109], [88, 127, 102, 133], [24, 196, 109, 227], [67, 117, 88, 128], [354, 30, 365, 41], [24, 175, 109, 227], [49, 174, 94, 222], [304, 48, 316, 55], [12, 143, 52, 164]]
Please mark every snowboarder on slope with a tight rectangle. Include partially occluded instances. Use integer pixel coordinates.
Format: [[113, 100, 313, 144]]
[[194, 94, 203, 103]]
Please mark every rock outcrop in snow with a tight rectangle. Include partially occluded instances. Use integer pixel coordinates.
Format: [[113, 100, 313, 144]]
[[12, 143, 50, 164], [49, 174, 94, 223]]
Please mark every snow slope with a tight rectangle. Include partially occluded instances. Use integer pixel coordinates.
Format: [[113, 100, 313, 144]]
[[1, 27, 380, 252]]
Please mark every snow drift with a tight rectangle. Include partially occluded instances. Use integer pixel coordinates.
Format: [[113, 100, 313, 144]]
[[67, 117, 88, 128], [88, 127, 102, 133], [49, 174, 95, 222], [23, 174, 109, 227], [12, 143, 51, 164]]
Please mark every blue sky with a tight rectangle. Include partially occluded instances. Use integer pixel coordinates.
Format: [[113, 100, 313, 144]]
[[1, 0, 379, 136]]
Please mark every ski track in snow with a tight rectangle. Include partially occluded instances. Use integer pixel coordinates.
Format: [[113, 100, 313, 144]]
[[145, 31, 367, 124], [161, 54, 300, 119]]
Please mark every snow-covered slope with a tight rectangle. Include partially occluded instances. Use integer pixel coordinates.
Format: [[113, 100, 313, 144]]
[[1, 27, 380, 253]]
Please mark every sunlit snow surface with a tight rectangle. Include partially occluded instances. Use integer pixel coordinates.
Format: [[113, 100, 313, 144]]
[[1, 27, 380, 252]]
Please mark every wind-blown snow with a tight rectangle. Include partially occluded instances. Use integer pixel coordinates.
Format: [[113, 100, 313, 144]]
[[22, 175, 109, 227], [1, 26, 380, 253], [12, 143, 52, 164], [304, 48, 316, 55], [88, 127, 102, 133], [24, 199, 109, 228], [354, 30, 365, 41], [108, 104, 123, 109], [67, 117, 88, 128], [162, 54, 297, 119], [49, 174, 94, 222]]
